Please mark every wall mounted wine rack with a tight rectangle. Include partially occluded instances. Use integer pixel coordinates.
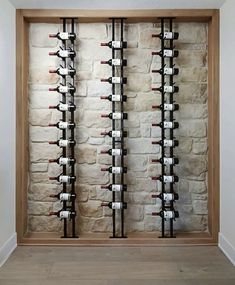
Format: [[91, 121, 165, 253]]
[[100, 18, 127, 238], [151, 18, 180, 238], [48, 18, 78, 238]]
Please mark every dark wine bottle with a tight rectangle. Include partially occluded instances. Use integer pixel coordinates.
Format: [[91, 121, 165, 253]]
[[101, 184, 127, 191], [49, 48, 76, 59], [101, 166, 127, 174], [151, 157, 179, 165], [152, 49, 179, 58], [101, 112, 128, 120], [49, 84, 76, 94], [49, 139, 76, 148], [100, 59, 127, 66], [100, 41, 127, 49], [152, 139, 179, 147], [152, 121, 179, 129], [49, 210, 76, 219], [101, 202, 127, 209], [49, 156, 76, 166], [101, 149, 127, 156], [152, 192, 179, 202], [49, 32, 76, 41], [100, 130, 127, 138], [152, 210, 179, 219], [100, 94, 127, 102], [49, 174, 76, 184], [49, 103, 76, 112], [101, 77, 127, 84], [152, 175, 179, 183], [49, 67, 76, 77], [152, 67, 179, 75], [152, 32, 179, 40], [152, 103, 179, 111], [50, 192, 76, 201], [152, 85, 179, 93], [48, 121, 76, 130]]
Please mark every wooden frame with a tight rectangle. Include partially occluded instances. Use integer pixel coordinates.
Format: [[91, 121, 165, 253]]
[[16, 9, 220, 246]]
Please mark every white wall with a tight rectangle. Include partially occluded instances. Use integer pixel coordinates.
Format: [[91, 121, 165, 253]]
[[220, 0, 235, 266], [0, 0, 16, 267]]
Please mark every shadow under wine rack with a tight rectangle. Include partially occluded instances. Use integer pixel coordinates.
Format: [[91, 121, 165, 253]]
[[100, 18, 128, 238], [151, 18, 180, 238], [48, 18, 78, 239]]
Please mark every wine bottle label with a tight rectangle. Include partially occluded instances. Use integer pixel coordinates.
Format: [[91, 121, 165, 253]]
[[59, 157, 69, 165], [111, 149, 121, 155], [163, 193, 174, 202], [163, 140, 173, 147], [59, 193, 70, 201], [59, 211, 70, 219], [59, 175, 69, 183], [58, 122, 68, 129], [58, 140, 68, 147], [112, 184, 122, 191], [164, 68, 173, 75], [163, 211, 174, 219], [163, 175, 174, 183], [163, 49, 173, 57], [111, 95, 121, 101], [163, 104, 173, 111], [163, 32, 174, 39], [58, 50, 69, 57], [58, 86, 68, 93], [112, 202, 122, 209], [111, 131, 121, 137], [58, 103, 69, 111], [163, 122, 173, 128], [111, 167, 122, 173], [59, 32, 69, 40], [112, 41, 121, 48], [111, 59, 121, 66], [58, 68, 68, 75], [112, 77, 121, 83], [112, 112, 122, 119], [163, 158, 174, 165], [164, 86, 173, 93]]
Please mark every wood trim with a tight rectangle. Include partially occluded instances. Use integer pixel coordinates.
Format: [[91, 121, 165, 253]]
[[207, 10, 220, 244], [21, 9, 216, 23], [16, 9, 220, 246], [16, 10, 29, 244]]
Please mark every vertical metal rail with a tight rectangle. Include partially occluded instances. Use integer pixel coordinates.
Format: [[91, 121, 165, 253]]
[[111, 18, 116, 238], [62, 18, 67, 238], [160, 18, 166, 238]]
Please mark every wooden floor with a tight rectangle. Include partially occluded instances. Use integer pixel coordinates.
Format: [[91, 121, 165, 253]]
[[0, 246, 235, 285]]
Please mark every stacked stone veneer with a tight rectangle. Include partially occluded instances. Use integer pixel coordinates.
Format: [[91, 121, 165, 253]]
[[28, 22, 208, 234]]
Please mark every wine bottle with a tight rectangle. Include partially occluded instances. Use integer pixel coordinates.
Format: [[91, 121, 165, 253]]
[[100, 41, 127, 49], [49, 139, 76, 148], [152, 192, 179, 202], [49, 103, 76, 112], [49, 48, 76, 59], [152, 175, 179, 183], [152, 85, 179, 93], [101, 184, 127, 191], [49, 156, 76, 166], [101, 166, 127, 174], [152, 121, 179, 129], [49, 32, 76, 41], [50, 192, 76, 201], [100, 149, 127, 156], [49, 67, 76, 77], [49, 174, 76, 184], [101, 112, 128, 120], [101, 77, 127, 84], [152, 67, 179, 75], [100, 95, 127, 102], [152, 32, 179, 40], [152, 157, 179, 165], [152, 104, 179, 111], [100, 59, 127, 66], [48, 121, 76, 130], [49, 210, 76, 219], [152, 49, 179, 58], [152, 210, 179, 219], [101, 202, 127, 209], [100, 130, 127, 138], [49, 84, 76, 94], [152, 139, 179, 147]]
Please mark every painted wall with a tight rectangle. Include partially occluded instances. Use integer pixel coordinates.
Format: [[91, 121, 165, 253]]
[[220, 0, 235, 265], [0, 0, 16, 266]]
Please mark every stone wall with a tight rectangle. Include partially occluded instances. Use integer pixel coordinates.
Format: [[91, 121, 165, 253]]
[[28, 22, 208, 234]]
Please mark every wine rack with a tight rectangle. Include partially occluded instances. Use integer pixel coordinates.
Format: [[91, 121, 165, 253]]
[[151, 18, 179, 238], [48, 18, 78, 238], [100, 18, 127, 238]]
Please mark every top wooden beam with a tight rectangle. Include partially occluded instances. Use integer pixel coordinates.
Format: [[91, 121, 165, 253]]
[[20, 9, 217, 23]]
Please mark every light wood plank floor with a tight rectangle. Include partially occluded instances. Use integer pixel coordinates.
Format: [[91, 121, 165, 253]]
[[0, 246, 235, 285]]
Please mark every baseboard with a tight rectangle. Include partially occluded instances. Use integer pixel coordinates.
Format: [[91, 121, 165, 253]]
[[0, 233, 17, 267], [219, 232, 235, 266]]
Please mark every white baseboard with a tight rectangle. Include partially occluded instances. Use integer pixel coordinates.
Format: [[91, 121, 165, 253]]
[[0, 233, 17, 267], [219, 232, 235, 266]]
